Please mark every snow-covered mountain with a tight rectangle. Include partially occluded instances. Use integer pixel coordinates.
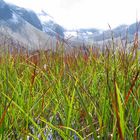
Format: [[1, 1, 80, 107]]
[[37, 10, 65, 37], [0, 0, 139, 50], [0, 0, 65, 50], [66, 23, 140, 45], [5, 0, 65, 37], [9, 4, 43, 31]]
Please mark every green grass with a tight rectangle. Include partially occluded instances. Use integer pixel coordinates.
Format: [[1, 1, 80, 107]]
[[0, 40, 140, 140]]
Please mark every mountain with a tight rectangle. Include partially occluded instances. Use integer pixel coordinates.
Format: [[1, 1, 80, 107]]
[[66, 23, 139, 45], [96, 23, 140, 43], [7, 2, 65, 38], [37, 10, 65, 37], [0, 0, 139, 50], [0, 0, 12, 20], [9, 4, 43, 30], [0, 0, 66, 51]]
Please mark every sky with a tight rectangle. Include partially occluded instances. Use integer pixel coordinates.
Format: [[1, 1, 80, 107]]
[[4, 0, 140, 30]]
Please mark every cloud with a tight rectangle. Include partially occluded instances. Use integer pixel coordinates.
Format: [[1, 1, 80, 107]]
[[4, 0, 140, 29]]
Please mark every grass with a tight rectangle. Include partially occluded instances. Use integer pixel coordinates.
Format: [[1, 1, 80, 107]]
[[0, 37, 140, 140]]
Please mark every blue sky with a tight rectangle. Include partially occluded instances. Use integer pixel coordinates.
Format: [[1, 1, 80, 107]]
[[4, 0, 140, 29]]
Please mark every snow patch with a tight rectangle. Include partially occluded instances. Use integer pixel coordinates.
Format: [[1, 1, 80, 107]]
[[37, 10, 54, 23], [11, 13, 19, 23], [87, 31, 93, 35], [64, 31, 77, 37], [39, 15, 52, 23]]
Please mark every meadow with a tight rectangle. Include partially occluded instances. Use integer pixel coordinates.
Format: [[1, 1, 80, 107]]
[[0, 36, 140, 140]]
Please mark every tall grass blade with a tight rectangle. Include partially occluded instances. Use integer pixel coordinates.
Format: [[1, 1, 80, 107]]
[[115, 82, 125, 140]]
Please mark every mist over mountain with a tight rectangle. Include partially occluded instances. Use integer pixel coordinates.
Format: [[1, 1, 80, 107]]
[[0, 0, 66, 50], [0, 0, 139, 50], [67, 23, 139, 44], [38, 12, 65, 37], [9, 4, 43, 30]]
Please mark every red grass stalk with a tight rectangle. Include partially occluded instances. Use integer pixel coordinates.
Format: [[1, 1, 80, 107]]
[[115, 105, 124, 140], [0, 98, 13, 127], [134, 127, 137, 140], [30, 64, 37, 89], [30, 52, 40, 95], [125, 71, 139, 105]]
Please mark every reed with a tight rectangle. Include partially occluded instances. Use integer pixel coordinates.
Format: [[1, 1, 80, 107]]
[[0, 33, 139, 139]]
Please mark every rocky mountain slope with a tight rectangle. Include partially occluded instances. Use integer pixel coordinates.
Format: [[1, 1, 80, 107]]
[[0, 0, 65, 50], [0, 0, 139, 50]]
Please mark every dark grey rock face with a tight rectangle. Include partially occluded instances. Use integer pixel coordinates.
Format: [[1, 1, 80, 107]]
[[0, 0, 42, 30], [10, 5, 43, 30], [0, 0, 12, 20], [0, 1, 65, 38], [42, 21, 65, 37]]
